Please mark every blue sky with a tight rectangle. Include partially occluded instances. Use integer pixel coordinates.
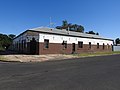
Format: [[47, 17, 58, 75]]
[[0, 0, 120, 39]]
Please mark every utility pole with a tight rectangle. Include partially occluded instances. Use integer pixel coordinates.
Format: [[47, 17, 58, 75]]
[[67, 26, 70, 34], [49, 17, 56, 28]]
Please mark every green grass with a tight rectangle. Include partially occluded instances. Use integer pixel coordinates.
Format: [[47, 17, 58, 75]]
[[0, 56, 5, 60], [73, 51, 120, 57]]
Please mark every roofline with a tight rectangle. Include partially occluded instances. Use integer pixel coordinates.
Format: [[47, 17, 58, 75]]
[[30, 30, 113, 41], [13, 30, 28, 40], [14, 29, 113, 41]]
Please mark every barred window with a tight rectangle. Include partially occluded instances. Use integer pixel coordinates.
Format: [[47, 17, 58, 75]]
[[62, 41, 67, 49], [89, 42, 91, 49], [44, 39, 49, 48], [107, 44, 110, 49], [103, 43, 105, 50], [97, 43, 99, 49], [78, 41, 83, 48]]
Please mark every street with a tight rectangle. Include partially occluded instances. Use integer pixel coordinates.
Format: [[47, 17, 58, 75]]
[[0, 54, 120, 90]]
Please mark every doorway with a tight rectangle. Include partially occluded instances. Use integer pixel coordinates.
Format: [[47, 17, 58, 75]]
[[72, 43, 76, 53], [30, 38, 37, 55]]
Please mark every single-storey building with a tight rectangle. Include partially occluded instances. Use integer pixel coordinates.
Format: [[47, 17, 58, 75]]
[[12, 27, 113, 55]]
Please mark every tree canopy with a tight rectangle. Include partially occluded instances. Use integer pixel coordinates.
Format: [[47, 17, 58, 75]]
[[56, 20, 100, 35], [86, 31, 99, 35], [8, 34, 16, 39], [56, 20, 84, 33], [115, 38, 120, 45], [0, 33, 16, 50]]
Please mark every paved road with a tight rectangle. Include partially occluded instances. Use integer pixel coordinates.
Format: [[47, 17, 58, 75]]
[[0, 55, 120, 90]]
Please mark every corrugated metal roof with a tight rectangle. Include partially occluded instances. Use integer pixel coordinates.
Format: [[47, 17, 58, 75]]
[[29, 27, 112, 41]]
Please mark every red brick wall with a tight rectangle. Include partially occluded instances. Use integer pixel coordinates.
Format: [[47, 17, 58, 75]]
[[39, 43, 113, 55], [39, 43, 72, 54], [14, 42, 112, 55]]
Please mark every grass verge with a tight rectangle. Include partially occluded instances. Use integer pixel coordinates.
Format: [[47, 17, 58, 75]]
[[0, 55, 6, 61], [73, 51, 120, 57]]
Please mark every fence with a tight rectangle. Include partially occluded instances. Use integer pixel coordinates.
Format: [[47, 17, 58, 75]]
[[113, 45, 120, 51]]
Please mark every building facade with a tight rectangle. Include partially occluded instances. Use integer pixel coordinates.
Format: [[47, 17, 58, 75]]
[[12, 27, 113, 55]]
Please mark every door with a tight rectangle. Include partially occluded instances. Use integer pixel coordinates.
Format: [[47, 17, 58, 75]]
[[30, 38, 37, 55], [72, 43, 76, 53]]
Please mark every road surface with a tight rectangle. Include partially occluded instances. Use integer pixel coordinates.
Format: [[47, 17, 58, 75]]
[[0, 54, 120, 90]]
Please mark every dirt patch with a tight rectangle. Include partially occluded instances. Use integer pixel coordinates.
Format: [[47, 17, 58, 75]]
[[1, 54, 78, 62], [2, 51, 120, 63]]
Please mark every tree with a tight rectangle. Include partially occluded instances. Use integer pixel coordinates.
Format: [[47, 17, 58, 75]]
[[88, 31, 96, 34], [96, 32, 99, 35], [0, 33, 15, 50], [56, 20, 85, 33], [8, 34, 16, 39], [115, 38, 120, 45], [76, 25, 84, 33], [86, 31, 99, 35], [72, 24, 78, 31], [62, 20, 68, 27], [56, 20, 69, 30]]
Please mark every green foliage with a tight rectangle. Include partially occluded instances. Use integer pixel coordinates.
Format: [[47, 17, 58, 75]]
[[96, 32, 99, 35], [73, 51, 120, 57], [115, 38, 120, 45], [0, 55, 5, 60], [0, 33, 15, 50], [62, 20, 68, 27], [76, 25, 84, 33], [8, 34, 16, 39], [56, 20, 84, 33], [56, 20, 100, 34], [86, 31, 99, 35]]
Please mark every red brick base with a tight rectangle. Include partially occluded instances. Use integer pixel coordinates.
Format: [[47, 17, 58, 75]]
[[13, 42, 113, 55], [39, 43, 113, 55]]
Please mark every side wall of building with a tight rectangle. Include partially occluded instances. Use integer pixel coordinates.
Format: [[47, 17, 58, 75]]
[[12, 31, 39, 54], [12, 31, 113, 55], [39, 33, 113, 54]]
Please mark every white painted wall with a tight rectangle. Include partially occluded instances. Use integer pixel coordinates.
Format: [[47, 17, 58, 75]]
[[13, 33, 39, 43], [13, 32, 39, 50], [13, 32, 113, 46], [39, 33, 113, 45]]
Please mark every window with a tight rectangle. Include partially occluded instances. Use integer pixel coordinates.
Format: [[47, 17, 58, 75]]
[[78, 41, 83, 48], [107, 44, 108, 49], [62, 41, 67, 49], [111, 44, 113, 48], [97, 43, 99, 49], [44, 39, 49, 48], [103, 43, 105, 50], [89, 42, 91, 49], [107, 44, 110, 49]]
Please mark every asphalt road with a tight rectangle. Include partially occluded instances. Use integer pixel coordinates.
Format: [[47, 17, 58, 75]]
[[0, 55, 120, 90]]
